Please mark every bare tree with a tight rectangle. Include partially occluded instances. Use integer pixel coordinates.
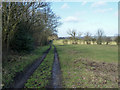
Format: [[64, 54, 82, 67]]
[[2, 2, 61, 53], [67, 29, 78, 44], [67, 29, 76, 39], [91, 37, 96, 44], [78, 32, 82, 44], [96, 29, 104, 45], [114, 35, 120, 45], [78, 32, 82, 38], [84, 32, 91, 44], [104, 37, 112, 45]]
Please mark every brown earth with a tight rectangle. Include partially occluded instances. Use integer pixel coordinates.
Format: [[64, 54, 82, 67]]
[[73, 58, 118, 88]]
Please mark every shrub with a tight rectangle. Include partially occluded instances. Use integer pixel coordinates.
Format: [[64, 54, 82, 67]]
[[10, 21, 34, 52]]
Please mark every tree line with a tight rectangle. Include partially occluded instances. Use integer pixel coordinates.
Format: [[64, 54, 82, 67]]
[[2, 2, 60, 54], [62, 29, 119, 45]]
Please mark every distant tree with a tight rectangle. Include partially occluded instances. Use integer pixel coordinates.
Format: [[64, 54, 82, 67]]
[[84, 32, 91, 44], [91, 37, 96, 44], [96, 29, 104, 45], [67, 29, 76, 39], [48, 33, 58, 40], [114, 35, 120, 45], [104, 37, 112, 45], [67, 29, 78, 44], [63, 39, 68, 45], [78, 32, 82, 38], [78, 32, 82, 44]]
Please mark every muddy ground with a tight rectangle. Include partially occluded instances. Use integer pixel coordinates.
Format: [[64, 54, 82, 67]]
[[47, 45, 62, 88], [10, 46, 51, 88], [73, 58, 118, 88]]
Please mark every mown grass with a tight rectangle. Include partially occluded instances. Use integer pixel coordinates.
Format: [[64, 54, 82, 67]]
[[2, 45, 50, 88], [25, 45, 54, 88], [54, 40, 118, 88], [56, 44, 118, 63]]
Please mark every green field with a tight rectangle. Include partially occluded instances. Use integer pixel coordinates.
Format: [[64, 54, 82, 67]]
[[54, 40, 118, 88]]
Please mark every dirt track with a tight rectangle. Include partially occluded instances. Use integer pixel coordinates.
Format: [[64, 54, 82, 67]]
[[8, 45, 63, 88], [48, 45, 62, 88], [10, 45, 51, 88]]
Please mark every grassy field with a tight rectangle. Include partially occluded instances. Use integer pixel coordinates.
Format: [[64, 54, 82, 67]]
[[2, 45, 50, 88], [25, 45, 54, 88], [54, 40, 118, 88], [53, 39, 117, 45]]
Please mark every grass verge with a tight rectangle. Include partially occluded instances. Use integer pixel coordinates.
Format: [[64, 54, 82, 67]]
[[25, 45, 54, 88], [2, 45, 50, 88]]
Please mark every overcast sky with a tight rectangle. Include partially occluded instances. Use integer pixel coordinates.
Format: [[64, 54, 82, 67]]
[[51, 1, 118, 37]]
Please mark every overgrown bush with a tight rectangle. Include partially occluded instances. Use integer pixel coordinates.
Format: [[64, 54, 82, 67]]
[[10, 21, 34, 52]]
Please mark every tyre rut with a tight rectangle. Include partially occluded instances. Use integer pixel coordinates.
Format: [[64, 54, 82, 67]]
[[48, 45, 62, 88], [11, 45, 51, 88]]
